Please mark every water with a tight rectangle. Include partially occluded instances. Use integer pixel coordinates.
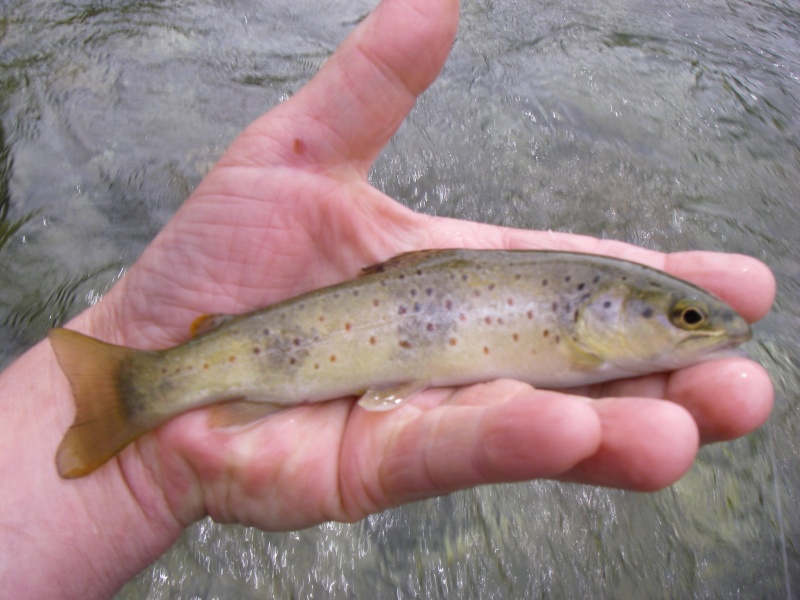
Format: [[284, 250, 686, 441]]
[[1, 0, 799, 597]]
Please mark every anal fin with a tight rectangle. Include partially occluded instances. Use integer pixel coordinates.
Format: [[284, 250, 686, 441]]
[[208, 399, 284, 428]]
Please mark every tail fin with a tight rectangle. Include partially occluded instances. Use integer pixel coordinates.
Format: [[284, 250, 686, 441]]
[[48, 328, 148, 479]]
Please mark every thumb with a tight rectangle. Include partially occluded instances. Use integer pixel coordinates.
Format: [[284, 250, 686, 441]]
[[225, 0, 460, 174]]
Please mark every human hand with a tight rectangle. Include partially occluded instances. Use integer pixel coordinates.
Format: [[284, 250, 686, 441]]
[[1, 0, 773, 597], [79, 0, 773, 528]]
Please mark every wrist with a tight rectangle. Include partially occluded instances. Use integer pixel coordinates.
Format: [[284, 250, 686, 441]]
[[0, 318, 184, 599]]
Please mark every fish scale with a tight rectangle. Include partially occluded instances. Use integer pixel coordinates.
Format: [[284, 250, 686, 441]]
[[48, 249, 751, 478]]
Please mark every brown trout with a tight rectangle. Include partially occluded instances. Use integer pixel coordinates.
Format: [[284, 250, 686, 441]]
[[49, 249, 751, 478]]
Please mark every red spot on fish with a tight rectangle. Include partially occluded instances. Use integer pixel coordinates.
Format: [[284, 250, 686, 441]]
[[449, 338, 458, 346], [253, 347, 261, 355], [543, 330, 549, 338], [459, 313, 467, 321], [512, 333, 519, 342], [293, 338, 301, 346], [399, 340, 412, 349], [497, 318, 504, 325], [507, 298, 514, 306], [289, 357, 296, 365], [314, 363, 320, 370], [318, 316, 325, 322], [473, 290, 481, 297], [483, 346, 490, 354], [398, 306, 407, 315], [345, 322, 352, 332], [293, 138, 306, 154], [527, 310, 534, 319], [445, 300, 453, 310], [369, 336, 377, 345], [485, 316, 492, 325], [330, 355, 337, 362], [203, 363, 210, 370], [229, 356, 237, 362], [373, 299, 380, 307], [426, 323, 435, 331]]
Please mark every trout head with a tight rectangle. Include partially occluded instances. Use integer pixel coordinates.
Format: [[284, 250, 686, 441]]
[[569, 280, 751, 374]]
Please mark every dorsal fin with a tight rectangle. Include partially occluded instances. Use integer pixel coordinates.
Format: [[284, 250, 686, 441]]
[[190, 313, 236, 337], [359, 249, 459, 276]]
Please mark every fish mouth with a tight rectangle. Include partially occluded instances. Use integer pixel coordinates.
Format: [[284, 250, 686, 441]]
[[676, 324, 752, 354]]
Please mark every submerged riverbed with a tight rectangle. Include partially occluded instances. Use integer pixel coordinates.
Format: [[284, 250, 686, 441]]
[[1, 0, 798, 597]]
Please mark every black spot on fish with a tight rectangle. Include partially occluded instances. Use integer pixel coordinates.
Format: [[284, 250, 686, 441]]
[[488, 283, 496, 291], [515, 273, 522, 281], [445, 300, 453, 310], [399, 274, 406, 280], [414, 302, 421, 312], [462, 274, 469, 282], [641, 307, 654, 318], [593, 275, 600, 284], [426, 288, 434, 297], [573, 309, 579, 322], [289, 357, 296, 365], [473, 290, 481, 297], [426, 323, 435, 331], [603, 300, 612, 309], [565, 275, 572, 283], [253, 347, 261, 355], [577, 282, 585, 291], [293, 338, 301, 346], [398, 306, 407, 315], [555, 335, 561, 344], [263, 328, 271, 336], [410, 289, 417, 297], [416, 269, 423, 276], [542, 278, 549, 286], [552, 301, 558, 313], [353, 290, 360, 297]]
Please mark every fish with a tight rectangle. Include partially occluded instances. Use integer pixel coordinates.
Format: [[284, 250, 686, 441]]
[[48, 249, 751, 478]]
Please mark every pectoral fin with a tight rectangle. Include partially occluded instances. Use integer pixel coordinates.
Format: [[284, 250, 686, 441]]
[[357, 381, 429, 411]]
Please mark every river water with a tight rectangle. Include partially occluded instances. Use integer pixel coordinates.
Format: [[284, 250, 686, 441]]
[[1, 0, 798, 597]]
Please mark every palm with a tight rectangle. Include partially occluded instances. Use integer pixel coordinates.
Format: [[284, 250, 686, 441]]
[[79, 0, 774, 531]]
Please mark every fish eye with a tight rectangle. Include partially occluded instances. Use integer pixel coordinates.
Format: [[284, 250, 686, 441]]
[[671, 302, 708, 329]]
